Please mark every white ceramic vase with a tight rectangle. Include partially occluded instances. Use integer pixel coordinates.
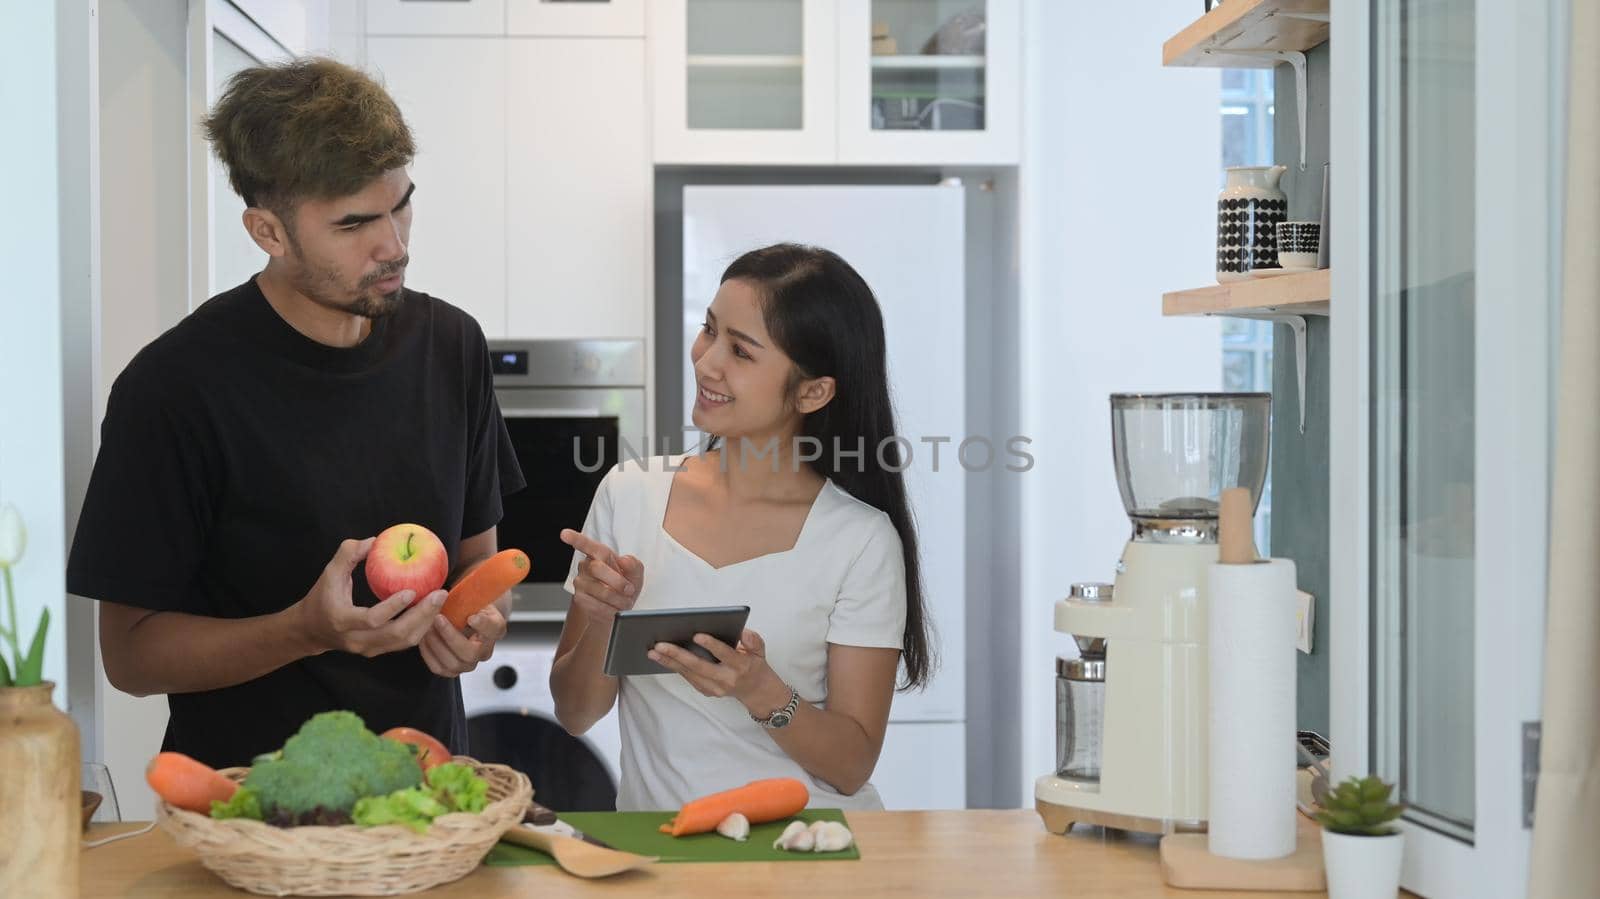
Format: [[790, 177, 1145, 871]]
[[1216, 164, 1288, 283], [1321, 829, 1404, 899]]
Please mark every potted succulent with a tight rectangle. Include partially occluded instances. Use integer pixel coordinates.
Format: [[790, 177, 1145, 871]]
[[0, 501, 81, 898], [1315, 774, 1406, 899]]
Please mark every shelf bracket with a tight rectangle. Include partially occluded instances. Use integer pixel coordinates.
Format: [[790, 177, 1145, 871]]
[[1264, 313, 1309, 434], [1203, 48, 1309, 171]]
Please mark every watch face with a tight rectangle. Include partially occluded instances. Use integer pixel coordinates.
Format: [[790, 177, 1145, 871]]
[[770, 711, 792, 728]]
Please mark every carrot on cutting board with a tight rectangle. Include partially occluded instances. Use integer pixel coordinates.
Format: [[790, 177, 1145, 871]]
[[146, 752, 237, 813], [441, 548, 530, 629], [659, 778, 810, 836]]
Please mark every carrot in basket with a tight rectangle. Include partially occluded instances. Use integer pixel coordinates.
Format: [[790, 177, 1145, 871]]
[[441, 548, 530, 629], [658, 778, 810, 836], [146, 751, 237, 813]]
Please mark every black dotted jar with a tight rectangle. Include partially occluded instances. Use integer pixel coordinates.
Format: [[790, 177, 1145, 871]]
[[1216, 165, 1289, 282]]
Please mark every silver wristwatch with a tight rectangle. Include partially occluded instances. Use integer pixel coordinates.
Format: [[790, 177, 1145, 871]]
[[752, 685, 800, 729]]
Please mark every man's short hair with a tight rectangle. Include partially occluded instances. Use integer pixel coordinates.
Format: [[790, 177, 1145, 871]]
[[202, 56, 415, 219]]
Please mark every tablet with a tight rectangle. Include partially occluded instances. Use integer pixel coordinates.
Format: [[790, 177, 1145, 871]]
[[602, 605, 751, 677]]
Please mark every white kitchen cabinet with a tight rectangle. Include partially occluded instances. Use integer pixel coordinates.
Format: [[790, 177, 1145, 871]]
[[650, 0, 1020, 165], [366, 37, 509, 337], [836, 0, 1020, 164], [506, 39, 650, 339], [506, 0, 645, 36], [873, 722, 967, 809], [364, 35, 651, 341], [650, 0, 839, 165], [366, 0, 505, 36]]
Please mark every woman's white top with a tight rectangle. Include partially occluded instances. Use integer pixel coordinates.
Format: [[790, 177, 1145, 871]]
[[563, 454, 907, 812]]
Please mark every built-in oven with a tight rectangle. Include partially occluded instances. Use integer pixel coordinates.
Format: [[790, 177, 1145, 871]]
[[489, 339, 647, 622]]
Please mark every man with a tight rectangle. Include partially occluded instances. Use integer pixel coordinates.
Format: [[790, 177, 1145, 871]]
[[66, 57, 524, 768]]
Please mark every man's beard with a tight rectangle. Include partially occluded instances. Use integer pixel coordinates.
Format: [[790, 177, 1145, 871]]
[[287, 243, 409, 320]]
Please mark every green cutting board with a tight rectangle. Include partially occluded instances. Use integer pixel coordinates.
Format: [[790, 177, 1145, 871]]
[[484, 809, 859, 865]]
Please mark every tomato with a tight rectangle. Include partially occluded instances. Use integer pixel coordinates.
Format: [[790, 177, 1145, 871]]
[[381, 727, 452, 772]]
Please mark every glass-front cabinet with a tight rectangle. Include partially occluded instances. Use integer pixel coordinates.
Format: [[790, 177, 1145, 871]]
[[651, 0, 837, 164], [836, 0, 1018, 164], [651, 0, 1019, 165]]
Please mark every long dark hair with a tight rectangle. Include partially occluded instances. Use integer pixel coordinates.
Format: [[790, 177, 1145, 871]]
[[717, 243, 935, 691]]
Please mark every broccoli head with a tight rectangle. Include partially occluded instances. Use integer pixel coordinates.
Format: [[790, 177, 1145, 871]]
[[243, 711, 423, 824]]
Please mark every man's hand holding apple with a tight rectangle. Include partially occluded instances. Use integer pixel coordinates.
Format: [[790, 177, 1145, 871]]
[[295, 523, 510, 675], [295, 536, 446, 658], [370, 523, 509, 677]]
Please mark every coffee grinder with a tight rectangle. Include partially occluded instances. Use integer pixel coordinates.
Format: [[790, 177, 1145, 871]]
[[1037, 392, 1270, 834]]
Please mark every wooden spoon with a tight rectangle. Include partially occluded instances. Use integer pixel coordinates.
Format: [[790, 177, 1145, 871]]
[[499, 825, 656, 878]]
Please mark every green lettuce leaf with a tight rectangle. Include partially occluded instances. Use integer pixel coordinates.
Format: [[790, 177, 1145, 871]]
[[210, 786, 263, 820], [427, 763, 488, 813], [348, 763, 489, 833], [352, 788, 449, 833]]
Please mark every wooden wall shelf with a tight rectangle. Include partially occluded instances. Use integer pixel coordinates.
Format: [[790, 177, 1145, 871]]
[[1165, 269, 1330, 433], [1162, 269, 1330, 318], [1163, 0, 1330, 69]]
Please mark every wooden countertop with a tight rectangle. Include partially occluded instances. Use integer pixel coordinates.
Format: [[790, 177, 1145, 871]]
[[81, 811, 1331, 898]]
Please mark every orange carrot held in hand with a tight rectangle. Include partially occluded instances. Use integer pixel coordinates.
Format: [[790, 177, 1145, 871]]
[[659, 778, 810, 837], [441, 548, 529, 629], [146, 752, 237, 813]]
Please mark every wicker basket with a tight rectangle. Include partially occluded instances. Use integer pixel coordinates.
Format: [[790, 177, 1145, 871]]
[[155, 757, 532, 897]]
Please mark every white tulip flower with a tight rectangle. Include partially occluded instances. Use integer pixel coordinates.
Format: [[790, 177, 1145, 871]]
[[0, 503, 25, 568]]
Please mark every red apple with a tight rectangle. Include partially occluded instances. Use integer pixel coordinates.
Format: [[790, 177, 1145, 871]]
[[381, 727, 452, 771], [366, 523, 448, 605]]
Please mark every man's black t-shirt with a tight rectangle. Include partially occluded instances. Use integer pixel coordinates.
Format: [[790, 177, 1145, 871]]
[[66, 277, 526, 768]]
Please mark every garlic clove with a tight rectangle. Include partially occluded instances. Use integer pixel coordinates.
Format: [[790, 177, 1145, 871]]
[[772, 820, 807, 850], [773, 819, 814, 851], [716, 812, 750, 841], [811, 820, 855, 853]]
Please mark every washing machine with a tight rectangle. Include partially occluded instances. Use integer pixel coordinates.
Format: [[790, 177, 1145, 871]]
[[461, 630, 623, 811]]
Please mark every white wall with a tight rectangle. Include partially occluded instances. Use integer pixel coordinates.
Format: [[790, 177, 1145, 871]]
[[1014, 0, 1223, 800], [0, 0, 69, 707]]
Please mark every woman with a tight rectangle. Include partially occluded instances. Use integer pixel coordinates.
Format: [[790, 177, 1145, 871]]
[[549, 243, 933, 811]]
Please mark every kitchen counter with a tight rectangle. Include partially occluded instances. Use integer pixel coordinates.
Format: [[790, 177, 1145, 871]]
[[81, 810, 1333, 897]]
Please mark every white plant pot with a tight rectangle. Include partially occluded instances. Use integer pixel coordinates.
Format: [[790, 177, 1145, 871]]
[[1321, 829, 1404, 899]]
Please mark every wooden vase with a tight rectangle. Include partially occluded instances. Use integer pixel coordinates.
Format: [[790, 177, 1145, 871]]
[[0, 682, 81, 898]]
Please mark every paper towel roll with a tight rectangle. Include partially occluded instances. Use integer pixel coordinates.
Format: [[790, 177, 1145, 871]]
[[1208, 558, 1298, 860]]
